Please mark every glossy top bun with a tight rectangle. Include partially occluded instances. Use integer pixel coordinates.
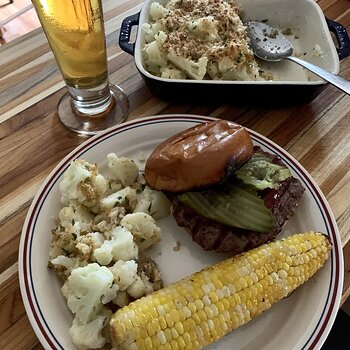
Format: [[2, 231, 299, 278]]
[[145, 120, 254, 192]]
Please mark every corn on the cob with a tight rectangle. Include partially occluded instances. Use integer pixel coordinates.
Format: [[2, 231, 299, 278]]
[[110, 232, 331, 350]]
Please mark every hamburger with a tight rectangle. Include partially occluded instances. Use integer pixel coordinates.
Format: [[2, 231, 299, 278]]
[[144, 120, 305, 255]]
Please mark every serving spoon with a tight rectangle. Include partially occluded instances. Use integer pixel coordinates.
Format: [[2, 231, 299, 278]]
[[246, 21, 350, 95]]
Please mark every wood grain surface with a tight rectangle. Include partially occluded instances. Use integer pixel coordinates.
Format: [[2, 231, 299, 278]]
[[0, 0, 349, 349]]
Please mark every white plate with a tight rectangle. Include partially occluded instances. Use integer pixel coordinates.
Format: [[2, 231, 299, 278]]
[[19, 115, 343, 350]]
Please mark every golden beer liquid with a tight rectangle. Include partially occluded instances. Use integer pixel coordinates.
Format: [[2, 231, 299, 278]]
[[32, 0, 108, 89]]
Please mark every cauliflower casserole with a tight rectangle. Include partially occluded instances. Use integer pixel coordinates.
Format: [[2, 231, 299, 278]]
[[48, 154, 170, 349], [143, 0, 263, 80]]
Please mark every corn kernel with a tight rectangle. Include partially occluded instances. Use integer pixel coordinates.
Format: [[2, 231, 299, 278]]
[[200, 322, 211, 343], [203, 295, 211, 306], [177, 336, 186, 348], [145, 337, 153, 349], [164, 328, 172, 342], [157, 331, 166, 345], [188, 302, 196, 313], [165, 314, 174, 328], [216, 301, 224, 313], [198, 310, 207, 322], [192, 313, 201, 325], [182, 332, 191, 345], [171, 327, 179, 339], [170, 309, 180, 323], [170, 339, 179, 350], [175, 321, 184, 335], [202, 284, 211, 294]]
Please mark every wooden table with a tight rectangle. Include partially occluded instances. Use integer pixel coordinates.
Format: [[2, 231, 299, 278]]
[[0, 0, 349, 348]]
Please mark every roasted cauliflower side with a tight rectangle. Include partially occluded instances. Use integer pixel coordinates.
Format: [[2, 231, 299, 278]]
[[49, 156, 169, 350]]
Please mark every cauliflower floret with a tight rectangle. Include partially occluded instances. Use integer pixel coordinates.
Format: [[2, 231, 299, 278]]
[[76, 232, 105, 262], [100, 187, 137, 212], [126, 271, 157, 299], [207, 60, 219, 79], [59, 203, 93, 233], [50, 255, 83, 281], [59, 160, 107, 207], [188, 16, 219, 42], [51, 255, 77, 270], [160, 66, 187, 79], [49, 229, 105, 280], [127, 275, 149, 299], [113, 290, 130, 308], [217, 56, 236, 74], [144, 40, 168, 67], [150, 2, 168, 20], [134, 187, 170, 219], [92, 207, 126, 233], [221, 64, 261, 81], [107, 154, 139, 187], [168, 50, 208, 80], [143, 22, 164, 43], [61, 263, 117, 324], [94, 227, 138, 265], [69, 307, 111, 350], [120, 213, 161, 251], [49, 226, 78, 260], [105, 179, 123, 196], [109, 260, 138, 291], [155, 30, 167, 45]]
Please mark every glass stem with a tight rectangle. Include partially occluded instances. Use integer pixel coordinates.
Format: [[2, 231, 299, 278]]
[[67, 80, 113, 116]]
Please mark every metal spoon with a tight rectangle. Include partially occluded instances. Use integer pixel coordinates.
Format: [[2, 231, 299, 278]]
[[246, 21, 350, 95]]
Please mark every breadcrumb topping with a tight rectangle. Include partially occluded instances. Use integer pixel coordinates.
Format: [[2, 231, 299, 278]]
[[143, 0, 264, 80]]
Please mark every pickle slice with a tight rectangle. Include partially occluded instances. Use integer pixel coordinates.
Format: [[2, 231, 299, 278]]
[[177, 180, 276, 232], [235, 152, 291, 190]]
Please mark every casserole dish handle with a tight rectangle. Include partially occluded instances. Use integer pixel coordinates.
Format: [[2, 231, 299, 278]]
[[119, 12, 140, 55], [326, 18, 350, 60]]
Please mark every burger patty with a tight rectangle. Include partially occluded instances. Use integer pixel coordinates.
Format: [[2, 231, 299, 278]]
[[171, 175, 305, 255]]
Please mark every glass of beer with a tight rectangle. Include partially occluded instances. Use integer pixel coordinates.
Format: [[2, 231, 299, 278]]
[[32, 0, 129, 135]]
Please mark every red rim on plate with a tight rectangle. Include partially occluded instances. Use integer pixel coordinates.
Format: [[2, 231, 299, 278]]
[[19, 115, 343, 350]]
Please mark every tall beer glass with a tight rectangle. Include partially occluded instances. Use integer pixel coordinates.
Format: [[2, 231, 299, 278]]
[[32, 0, 129, 135]]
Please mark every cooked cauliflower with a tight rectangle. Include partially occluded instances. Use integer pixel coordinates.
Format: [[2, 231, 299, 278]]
[[69, 307, 111, 350], [61, 263, 118, 324], [143, 22, 164, 43], [150, 2, 168, 20], [100, 187, 137, 212], [120, 213, 161, 251], [50, 255, 83, 280], [160, 65, 187, 79], [92, 206, 126, 233], [50, 154, 166, 350], [93, 226, 138, 265], [144, 40, 168, 68], [127, 275, 150, 299], [188, 16, 219, 42], [59, 160, 107, 207], [59, 203, 93, 233], [49, 229, 105, 280], [168, 50, 208, 80], [49, 226, 77, 260], [107, 154, 139, 187], [134, 187, 170, 219], [112, 290, 130, 308], [143, 0, 264, 81], [109, 260, 138, 291]]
